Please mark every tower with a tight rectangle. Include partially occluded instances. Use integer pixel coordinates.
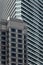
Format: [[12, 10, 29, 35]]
[[1, 0, 43, 65], [0, 18, 27, 65]]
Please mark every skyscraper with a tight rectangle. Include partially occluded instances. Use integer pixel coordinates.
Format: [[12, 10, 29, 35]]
[[0, 0, 4, 19], [0, 18, 27, 65], [1, 0, 43, 65]]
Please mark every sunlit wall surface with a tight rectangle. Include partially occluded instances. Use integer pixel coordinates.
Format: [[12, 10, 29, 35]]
[[2, 0, 43, 65]]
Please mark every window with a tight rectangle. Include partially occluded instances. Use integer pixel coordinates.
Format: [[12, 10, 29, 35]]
[[11, 48, 16, 52], [1, 46, 6, 50], [18, 30, 22, 33], [11, 33, 16, 37], [11, 53, 16, 57], [18, 64, 22, 65], [24, 60, 26, 63], [18, 35, 22, 38], [24, 40, 26, 44], [1, 41, 6, 45], [18, 49, 22, 53], [1, 56, 6, 59], [1, 61, 5, 65], [24, 45, 26, 48], [24, 50, 26, 53], [18, 59, 22, 63], [11, 58, 16, 62], [24, 55, 26, 58], [11, 38, 16, 42], [18, 44, 22, 48], [1, 32, 6, 35], [1, 51, 6, 55], [11, 63, 16, 65], [11, 28, 16, 32], [11, 43, 16, 47], [1, 37, 6, 40], [18, 54, 22, 58], [7, 50, 9, 53], [18, 39, 22, 43]]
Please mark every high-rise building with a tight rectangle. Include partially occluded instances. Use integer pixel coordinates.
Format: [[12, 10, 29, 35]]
[[0, 0, 4, 19], [0, 18, 27, 65], [1, 0, 43, 65]]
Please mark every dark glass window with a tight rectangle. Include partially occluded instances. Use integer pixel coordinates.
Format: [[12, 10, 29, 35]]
[[11, 48, 16, 52], [1, 46, 6, 50], [11, 33, 16, 37], [11, 63, 16, 65], [1, 56, 6, 59], [11, 53, 16, 57], [7, 50, 9, 53], [11, 58, 16, 62], [18, 64, 22, 65], [18, 59, 22, 63], [18, 49, 22, 53], [24, 60, 26, 63], [11, 38, 16, 42], [18, 54, 22, 58], [24, 40, 26, 44], [1, 37, 6, 40], [24, 45, 26, 48], [11, 43, 16, 47], [1, 41, 6, 45], [24, 50, 26, 53], [24, 55, 26, 58], [18, 39, 22, 43], [24, 35, 26, 39], [1, 61, 5, 64], [11, 28, 16, 32], [18, 44, 22, 48], [1, 32, 6, 35], [18, 30, 22, 33], [1, 51, 6, 55], [18, 35, 22, 38]]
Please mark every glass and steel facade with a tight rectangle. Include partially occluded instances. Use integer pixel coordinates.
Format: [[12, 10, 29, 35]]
[[1, 0, 43, 65], [2, 0, 22, 19], [21, 0, 43, 65]]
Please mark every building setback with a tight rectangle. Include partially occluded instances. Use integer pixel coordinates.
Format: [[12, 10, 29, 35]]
[[0, 18, 27, 65]]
